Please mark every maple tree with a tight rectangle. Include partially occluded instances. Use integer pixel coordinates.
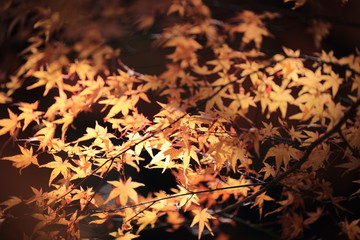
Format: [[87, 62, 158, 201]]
[[0, 0, 359, 239]]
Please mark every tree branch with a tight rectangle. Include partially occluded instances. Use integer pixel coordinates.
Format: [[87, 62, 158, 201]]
[[88, 182, 265, 213], [216, 98, 360, 214]]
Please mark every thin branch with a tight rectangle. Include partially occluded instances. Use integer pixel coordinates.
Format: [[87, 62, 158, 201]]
[[117, 59, 144, 77], [125, 202, 156, 224], [216, 98, 360, 214], [88, 182, 265, 213]]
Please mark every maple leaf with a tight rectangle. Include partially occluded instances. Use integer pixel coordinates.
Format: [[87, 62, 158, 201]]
[[110, 229, 139, 240], [173, 185, 200, 211], [260, 162, 276, 180], [16, 101, 43, 130], [90, 212, 109, 225], [76, 121, 116, 150], [72, 187, 97, 210], [303, 207, 323, 225], [2, 146, 39, 173], [287, 126, 306, 142], [190, 208, 215, 240], [68, 60, 95, 80], [339, 219, 360, 240], [28, 64, 64, 96], [307, 20, 331, 49], [252, 192, 274, 217], [136, 210, 158, 233], [0, 108, 19, 136], [0, 196, 22, 211], [301, 144, 329, 171], [268, 82, 294, 118], [34, 120, 56, 151], [26, 187, 47, 207], [265, 143, 301, 171], [336, 154, 360, 174], [53, 112, 74, 140], [42, 155, 72, 186], [105, 177, 144, 205], [280, 212, 304, 239]]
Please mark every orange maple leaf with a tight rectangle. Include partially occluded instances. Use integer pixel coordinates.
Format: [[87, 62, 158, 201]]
[[252, 192, 274, 217], [0, 196, 22, 211]]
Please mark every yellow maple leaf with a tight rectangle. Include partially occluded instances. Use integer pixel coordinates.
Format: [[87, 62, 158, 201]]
[[34, 120, 56, 151], [16, 101, 43, 130], [0, 108, 19, 136], [173, 185, 199, 211], [136, 210, 158, 233], [190, 208, 215, 240], [42, 155, 72, 186], [100, 96, 133, 119], [53, 112, 74, 140], [105, 177, 144, 205], [2, 146, 39, 173], [28, 64, 64, 96], [265, 143, 301, 171], [110, 229, 139, 240]]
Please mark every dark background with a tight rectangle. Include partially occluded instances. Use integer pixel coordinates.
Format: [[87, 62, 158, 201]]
[[0, 0, 359, 239]]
